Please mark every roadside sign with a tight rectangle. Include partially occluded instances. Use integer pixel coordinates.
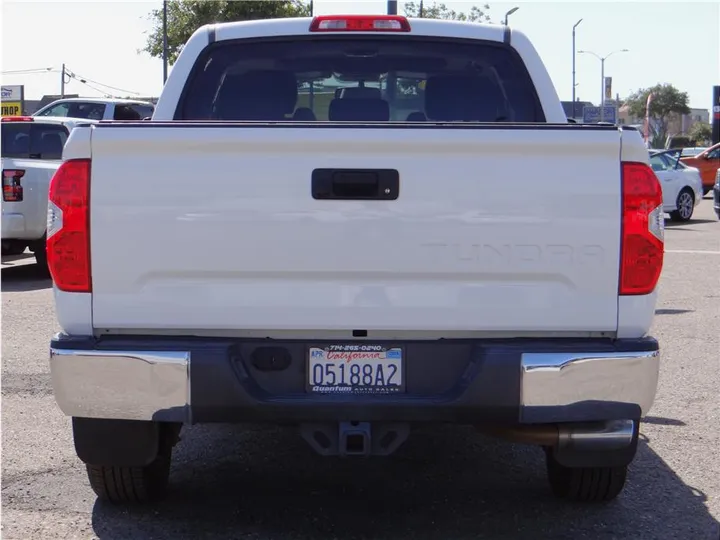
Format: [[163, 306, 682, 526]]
[[583, 105, 617, 124], [1, 85, 24, 117]]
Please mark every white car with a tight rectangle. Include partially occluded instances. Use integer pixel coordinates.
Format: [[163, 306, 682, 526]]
[[1, 115, 97, 270], [649, 150, 703, 222], [33, 97, 155, 121]]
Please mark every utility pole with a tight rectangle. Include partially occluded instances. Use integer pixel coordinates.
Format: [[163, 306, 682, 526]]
[[387, 0, 397, 15], [419, 0, 424, 17], [60, 63, 66, 98], [162, 0, 169, 84], [572, 19, 583, 120]]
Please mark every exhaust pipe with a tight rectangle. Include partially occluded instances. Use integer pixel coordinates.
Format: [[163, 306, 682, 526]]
[[478, 419, 635, 452]]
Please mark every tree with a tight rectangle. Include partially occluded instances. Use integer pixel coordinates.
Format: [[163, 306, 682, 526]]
[[404, 2, 490, 22], [143, 0, 310, 65], [687, 122, 712, 146], [624, 83, 691, 147]]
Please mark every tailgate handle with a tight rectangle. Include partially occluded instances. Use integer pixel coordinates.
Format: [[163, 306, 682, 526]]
[[312, 169, 399, 200]]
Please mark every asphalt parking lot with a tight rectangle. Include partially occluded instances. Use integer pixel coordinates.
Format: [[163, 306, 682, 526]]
[[2, 198, 719, 540]]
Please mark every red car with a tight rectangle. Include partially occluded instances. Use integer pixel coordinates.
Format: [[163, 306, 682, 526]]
[[680, 142, 720, 195]]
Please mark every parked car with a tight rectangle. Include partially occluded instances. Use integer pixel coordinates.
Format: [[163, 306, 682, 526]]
[[1, 115, 96, 269], [649, 150, 704, 221], [713, 168, 720, 219], [33, 97, 154, 122], [680, 147, 707, 157], [680, 142, 720, 195], [48, 15, 663, 506]]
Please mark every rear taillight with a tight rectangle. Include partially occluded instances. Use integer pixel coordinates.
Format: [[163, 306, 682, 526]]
[[47, 159, 91, 293], [2, 169, 25, 202], [309, 15, 411, 32], [619, 162, 664, 296]]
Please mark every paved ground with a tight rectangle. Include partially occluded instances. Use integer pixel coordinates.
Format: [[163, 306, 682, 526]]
[[2, 198, 719, 540]]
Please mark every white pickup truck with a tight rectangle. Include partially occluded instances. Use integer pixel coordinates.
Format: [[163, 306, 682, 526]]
[[48, 15, 664, 505], [1, 115, 96, 270]]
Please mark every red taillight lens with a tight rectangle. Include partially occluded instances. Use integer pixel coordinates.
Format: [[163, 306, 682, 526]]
[[620, 162, 664, 296], [47, 159, 91, 293], [309, 15, 411, 32], [2, 169, 25, 201]]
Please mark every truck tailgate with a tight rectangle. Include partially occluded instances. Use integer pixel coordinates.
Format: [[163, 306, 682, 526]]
[[89, 125, 621, 333]]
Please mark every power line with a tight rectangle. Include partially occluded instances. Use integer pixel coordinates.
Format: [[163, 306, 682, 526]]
[[3, 65, 143, 97], [2, 67, 56, 75], [67, 70, 140, 96], [71, 78, 115, 98]]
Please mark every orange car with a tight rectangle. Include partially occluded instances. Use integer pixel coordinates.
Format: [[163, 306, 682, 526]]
[[681, 142, 720, 195]]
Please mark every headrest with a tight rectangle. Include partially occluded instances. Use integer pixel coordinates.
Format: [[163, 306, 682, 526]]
[[328, 98, 389, 122], [293, 107, 316, 121], [406, 111, 427, 122], [9, 133, 29, 153], [40, 133, 64, 158], [339, 86, 382, 99], [214, 70, 298, 120], [425, 74, 504, 122]]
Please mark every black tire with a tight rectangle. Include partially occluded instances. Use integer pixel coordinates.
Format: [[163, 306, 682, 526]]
[[86, 445, 172, 504], [33, 243, 50, 277], [1, 241, 26, 256], [669, 188, 694, 222], [546, 450, 628, 502]]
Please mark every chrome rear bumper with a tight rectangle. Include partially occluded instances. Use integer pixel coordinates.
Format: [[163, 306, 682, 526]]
[[50, 348, 190, 422], [520, 350, 659, 422], [49, 337, 659, 425]]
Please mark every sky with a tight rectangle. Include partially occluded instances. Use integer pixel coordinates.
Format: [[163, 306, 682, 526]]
[[1, 0, 719, 112]]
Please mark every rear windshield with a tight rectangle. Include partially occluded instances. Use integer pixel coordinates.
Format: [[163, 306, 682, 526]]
[[178, 37, 544, 123], [1, 122, 69, 160]]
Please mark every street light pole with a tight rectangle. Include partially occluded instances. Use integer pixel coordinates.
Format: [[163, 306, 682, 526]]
[[572, 19, 583, 120], [503, 6, 519, 25], [578, 48, 629, 123], [60, 63, 66, 98], [600, 57, 605, 120], [162, 0, 168, 84]]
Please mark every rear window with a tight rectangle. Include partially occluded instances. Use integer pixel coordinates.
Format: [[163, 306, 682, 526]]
[[178, 37, 544, 123], [1, 122, 69, 160], [113, 104, 155, 120]]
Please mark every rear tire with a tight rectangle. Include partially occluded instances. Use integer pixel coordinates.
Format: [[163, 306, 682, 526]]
[[546, 450, 628, 502], [33, 242, 50, 277], [86, 451, 172, 504], [1, 241, 26, 256], [669, 188, 694, 222], [84, 422, 180, 504]]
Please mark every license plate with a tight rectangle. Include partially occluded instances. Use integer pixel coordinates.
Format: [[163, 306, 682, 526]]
[[307, 344, 404, 395]]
